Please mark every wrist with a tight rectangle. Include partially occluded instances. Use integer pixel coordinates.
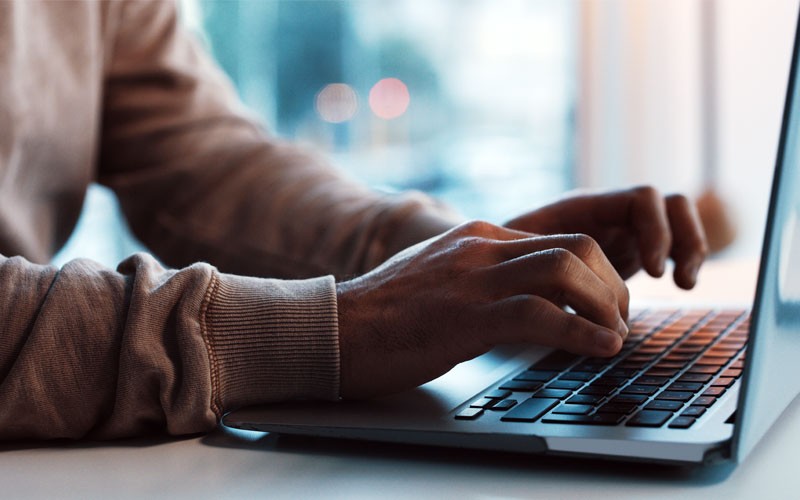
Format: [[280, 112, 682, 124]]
[[381, 190, 464, 259]]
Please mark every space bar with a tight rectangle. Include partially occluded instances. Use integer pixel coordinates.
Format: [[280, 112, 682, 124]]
[[500, 398, 560, 422]]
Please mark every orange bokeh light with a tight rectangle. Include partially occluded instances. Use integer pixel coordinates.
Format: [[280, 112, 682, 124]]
[[368, 78, 410, 120]]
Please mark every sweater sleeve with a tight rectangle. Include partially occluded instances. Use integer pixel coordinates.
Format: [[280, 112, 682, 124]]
[[97, 1, 461, 281], [0, 252, 338, 440]]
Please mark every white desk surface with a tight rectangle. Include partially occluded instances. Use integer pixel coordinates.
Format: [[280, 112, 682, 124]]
[[3, 259, 797, 499]]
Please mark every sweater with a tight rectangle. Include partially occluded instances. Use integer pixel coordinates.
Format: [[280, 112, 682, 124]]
[[0, 0, 456, 439]]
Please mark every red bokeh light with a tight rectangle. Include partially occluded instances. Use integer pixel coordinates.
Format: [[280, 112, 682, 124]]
[[368, 78, 410, 120]]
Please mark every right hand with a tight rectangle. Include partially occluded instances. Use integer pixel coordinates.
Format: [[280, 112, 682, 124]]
[[336, 220, 630, 399]]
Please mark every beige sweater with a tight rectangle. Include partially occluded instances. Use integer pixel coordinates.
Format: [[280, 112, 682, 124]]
[[0, 0, 456, 439]]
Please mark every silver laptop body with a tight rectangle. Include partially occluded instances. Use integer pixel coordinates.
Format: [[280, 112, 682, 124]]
[[224, 9, 800, 466]]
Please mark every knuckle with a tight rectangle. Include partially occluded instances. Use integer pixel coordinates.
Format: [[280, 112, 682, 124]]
[[633, 184, 661, 202], [563, 233, 598, 259], [541, 247, 576, 275], [455, 220, 495, 237], [666, 193, 690, 206], [449, 236, 499, 267], [620, 281, 631, 305]]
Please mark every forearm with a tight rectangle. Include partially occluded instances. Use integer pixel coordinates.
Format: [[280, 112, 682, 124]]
[[98, 1, 462, 281], [0, 253, 338, 440]]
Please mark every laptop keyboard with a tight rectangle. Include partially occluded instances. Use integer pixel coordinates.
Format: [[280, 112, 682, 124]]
[[455, 309, 749, 429]]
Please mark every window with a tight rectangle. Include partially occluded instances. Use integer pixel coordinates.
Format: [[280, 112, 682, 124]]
[[191, 0, 577, 221], [54, 1, 578, 267]]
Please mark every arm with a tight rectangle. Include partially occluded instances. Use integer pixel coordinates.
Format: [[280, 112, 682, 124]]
[[0, 253, 337, 440], [98, 1, 461, 281]]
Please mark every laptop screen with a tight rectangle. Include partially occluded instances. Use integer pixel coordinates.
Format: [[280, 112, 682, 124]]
[[733, 7, 800, 463]]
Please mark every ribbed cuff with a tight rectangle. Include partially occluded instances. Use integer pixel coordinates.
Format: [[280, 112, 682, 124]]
[[200, 273, 340, 415]]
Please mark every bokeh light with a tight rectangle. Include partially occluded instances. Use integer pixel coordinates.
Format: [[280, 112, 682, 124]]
[[368, 78, 410, 120], [315, 83, 359, 123]]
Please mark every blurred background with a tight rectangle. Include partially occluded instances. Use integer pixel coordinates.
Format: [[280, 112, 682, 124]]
[[53, 0, 799, 270]]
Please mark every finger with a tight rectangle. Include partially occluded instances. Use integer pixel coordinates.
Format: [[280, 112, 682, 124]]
[[665, 194, 709, 289], [627, 186, 672, 277], [488, 295, 623, 357], [486, 247, 629, 333], [559, 187, 672, 277], [488, 234, 630, 320]]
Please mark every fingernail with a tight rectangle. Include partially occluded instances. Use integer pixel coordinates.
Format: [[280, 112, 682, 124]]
[[594, 330, 621, 352], [617, 318, 629, 338]]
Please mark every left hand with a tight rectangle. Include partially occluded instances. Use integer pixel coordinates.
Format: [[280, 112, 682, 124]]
[[504, 186, 708, 289]]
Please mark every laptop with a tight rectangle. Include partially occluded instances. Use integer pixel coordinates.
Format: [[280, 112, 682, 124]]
[[223, 11, 800, 466]]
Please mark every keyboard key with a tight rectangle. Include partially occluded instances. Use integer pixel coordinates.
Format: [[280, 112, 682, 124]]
[[633, 376, 669, 386], [572, 363, 609, 373], [607, 368, 639, 378], [566, 394, 603, 405], [598, 402, 638, 414], [687, 365, 720, 374], [552, 404, 593, 415], [669, 416, 697, 429], [617, 361, 648, 369], [626, 410, 673, 427], [609, 394, 648, 404], [654, 361, 686, 369], [706, 348, 739, 358], [636, 347, 665, 355], [667, 382, 703, 392], [533, 389, 572, 399], [548, 380, 584, 390], [712, 377, 735, 387], [514, 370, 558, 382], [483, 390, 511, 400], [657, 391, 695, 402], [678, 373, 713, 383], [626, 354, 657, 362], [541, 413, 625, 426], [645, 368, 679, 377], [646, 400, 684, 411], [469, 398, 496, 409], [580, 385, 615, 396], [455, 407, 483, 420], [621, 384, 658, 396], [721, 368, 743, 378], [592, 376, 628, 387], [672, 346, 703, 354], [692, 396, 717, 407], [696, 356, 728, 366], [664, 353, 695, 362], [501, 398, 560, 422], [488, 399, 518, 411], [498, 381, 542, 392], [561, 371, 595, 382], [702, 387, 726, 397], [681, 406, 706, 417]]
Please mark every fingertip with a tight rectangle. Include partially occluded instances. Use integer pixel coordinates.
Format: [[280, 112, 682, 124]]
[[593, 330, 623, 356], [645, 255, 665, 278], [675, 259, 701, 290]]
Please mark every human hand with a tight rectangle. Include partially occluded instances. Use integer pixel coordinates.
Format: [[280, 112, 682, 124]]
[[336, 221, 629, 399], [504, 186, 708, 289]]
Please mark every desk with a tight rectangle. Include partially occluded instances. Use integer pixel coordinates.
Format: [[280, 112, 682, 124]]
[[2, 259, 796, 499]]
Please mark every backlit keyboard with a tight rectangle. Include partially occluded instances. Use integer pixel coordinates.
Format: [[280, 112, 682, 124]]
[[455, 309, 749, 429]]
